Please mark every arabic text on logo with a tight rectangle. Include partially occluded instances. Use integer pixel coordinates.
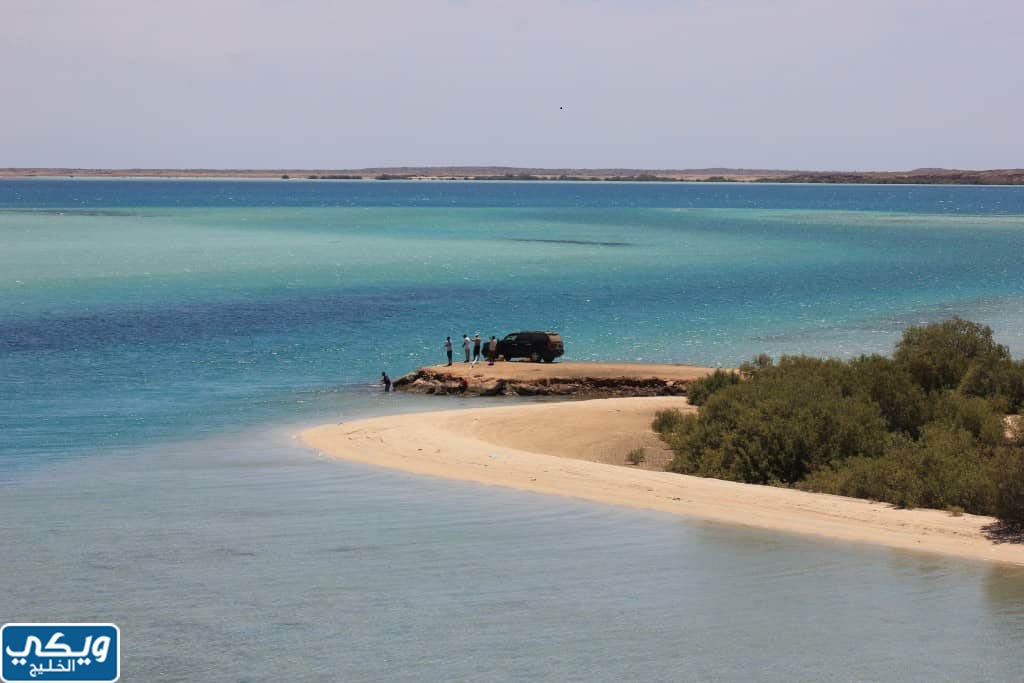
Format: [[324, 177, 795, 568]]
[[1, 624, 119, 682]]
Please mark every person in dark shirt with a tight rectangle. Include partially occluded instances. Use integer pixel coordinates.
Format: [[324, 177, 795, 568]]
[[472, 333, 482, 365], [381, 371, 392, 392]]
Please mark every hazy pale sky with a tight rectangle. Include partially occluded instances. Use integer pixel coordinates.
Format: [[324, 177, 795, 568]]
[[3, 0, 1022, 170]]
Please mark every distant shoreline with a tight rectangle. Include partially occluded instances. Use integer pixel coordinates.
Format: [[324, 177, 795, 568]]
[[3, 167, 1024, 185]]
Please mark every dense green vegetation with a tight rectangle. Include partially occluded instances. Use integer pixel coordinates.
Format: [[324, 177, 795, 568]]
[[684, 368, 742, 407], [656, 318, 1024, 527]]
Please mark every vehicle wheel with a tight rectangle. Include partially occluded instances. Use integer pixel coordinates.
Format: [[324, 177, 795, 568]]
[[542, 355, 554, 363], [530, 352, 541, 362]]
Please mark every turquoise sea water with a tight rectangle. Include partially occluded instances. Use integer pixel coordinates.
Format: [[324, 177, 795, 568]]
[[3, 180, 1024, 681]]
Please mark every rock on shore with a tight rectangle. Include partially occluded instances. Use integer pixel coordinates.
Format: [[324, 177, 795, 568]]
[[392, 362, 718, 398]]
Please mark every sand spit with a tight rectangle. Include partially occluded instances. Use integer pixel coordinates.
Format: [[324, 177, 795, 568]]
[[302, 397, 1024, 565]]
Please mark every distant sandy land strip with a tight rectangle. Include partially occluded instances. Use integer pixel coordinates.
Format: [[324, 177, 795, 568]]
[[301, 397, 1024, 565]]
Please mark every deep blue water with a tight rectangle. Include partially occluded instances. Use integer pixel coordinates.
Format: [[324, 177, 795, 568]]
[[4, 177, 1024, 212]]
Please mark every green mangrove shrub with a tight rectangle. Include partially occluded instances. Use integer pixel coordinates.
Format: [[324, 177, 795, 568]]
[[654, 318, 1024, 526]]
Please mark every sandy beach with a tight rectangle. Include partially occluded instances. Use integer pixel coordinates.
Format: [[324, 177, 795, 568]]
[[302, 397, 1024, 565]]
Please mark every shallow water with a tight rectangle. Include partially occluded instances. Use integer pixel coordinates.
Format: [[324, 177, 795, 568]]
[[3, 180, 1024, 680], [5, 429, 1024, 682]]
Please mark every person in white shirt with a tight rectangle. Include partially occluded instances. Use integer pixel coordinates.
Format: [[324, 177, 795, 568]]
[[444, 337, 453, 366], [488, 335, 498, 365], [462, 334, 472, 363]]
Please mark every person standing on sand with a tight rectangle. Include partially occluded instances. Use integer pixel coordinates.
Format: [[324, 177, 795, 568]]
[[444, 336, 453, 366], [381, 371, 392, 392], [488, 335, 498, 365], [472, 333, 482, 365], [462, 334, 472, 363]]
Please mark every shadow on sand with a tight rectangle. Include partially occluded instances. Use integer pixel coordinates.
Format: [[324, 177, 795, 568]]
[[983, 522, 1024, 544]]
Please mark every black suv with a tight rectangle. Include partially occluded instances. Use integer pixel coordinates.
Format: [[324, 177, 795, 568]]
[[496, 331, 564, 362]]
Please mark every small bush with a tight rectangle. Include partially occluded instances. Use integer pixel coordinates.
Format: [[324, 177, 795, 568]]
[[947, 505, 964, 517], [799, 424, 999, 513], [848, 355, 931, 437], [626, 448, 646, 466], [932, 393, 1006, 447], [685, 369, 741, 406], [959, 357, 1024, 412], [652, 409, 686, 434], [994, 448, 1024, 528], [800, 420, 1021, 524], [894, 317, 1009, 392], [739, 353, 774, 377]]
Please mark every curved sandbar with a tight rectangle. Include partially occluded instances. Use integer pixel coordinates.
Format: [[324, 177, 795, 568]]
[[302, 397, 1024, 565]]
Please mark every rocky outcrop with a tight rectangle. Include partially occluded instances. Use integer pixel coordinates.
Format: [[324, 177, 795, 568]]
[[392, 368, 692, 398]]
